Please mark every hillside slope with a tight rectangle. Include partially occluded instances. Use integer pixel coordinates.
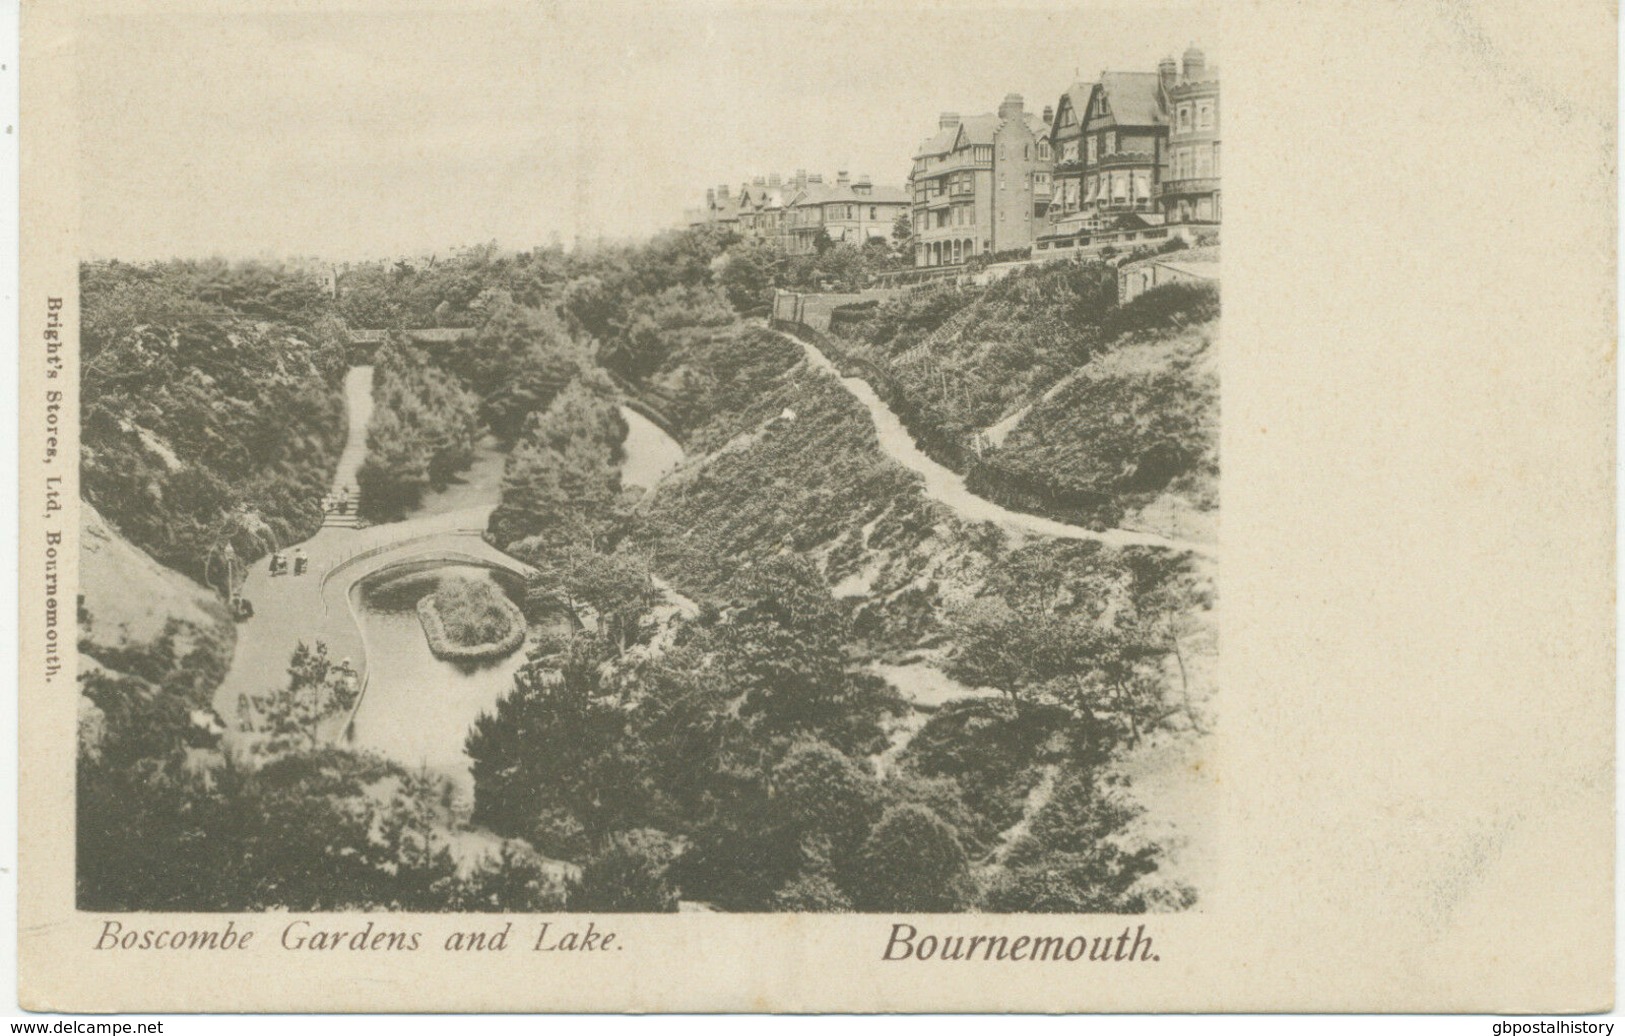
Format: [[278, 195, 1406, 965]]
[[990, 320, 1218, 546]]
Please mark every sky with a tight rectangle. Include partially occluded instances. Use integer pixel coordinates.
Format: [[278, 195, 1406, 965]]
[[75, 1, 1215, 262]]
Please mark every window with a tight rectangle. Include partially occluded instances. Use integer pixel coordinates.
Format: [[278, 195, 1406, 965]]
[[1103, 132, 1116, 155], [1086, 136, 1097, 162], [1194, 146, 1212, 177], [999, 144, 1006, 159], [1023, 144, 1030, 160], [1065, 140, 1080, 162], [1196, 100, 1215, 131], [1178, 104, 1192, 132], [1213, 143, 1220, 176], [1000, 175, 1006, 190], [1039, 141, 1050, 159]]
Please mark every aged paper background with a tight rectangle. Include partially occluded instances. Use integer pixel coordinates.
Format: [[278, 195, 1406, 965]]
[[17, 0, 1616, 1013]]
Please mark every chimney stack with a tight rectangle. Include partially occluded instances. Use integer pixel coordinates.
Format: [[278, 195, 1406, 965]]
[[808, 173, 823, 184], [1159, 55, 1178, 92], [717, 183, 730, 200], [836, 170, 850, 187], [1042, 104, 1054, 125], [769, 172, 782, 187], [1182, 45, 1206, 79], [705, 188, 715, 208], [939, 111, 961, 130], [998, 93, 1024, 119], [796, 169, 808, 189]]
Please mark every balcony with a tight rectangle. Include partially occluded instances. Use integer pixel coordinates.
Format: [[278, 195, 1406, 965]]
[[1095, 198, 1156, 215], [1153, 176, 1220, 199], [1095, 150, 1158, 170]]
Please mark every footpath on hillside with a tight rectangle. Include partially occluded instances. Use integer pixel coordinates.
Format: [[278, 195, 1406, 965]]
[[775, 326, 1218, 560]]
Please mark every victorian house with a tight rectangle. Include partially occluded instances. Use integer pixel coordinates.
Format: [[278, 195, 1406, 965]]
[[784, 171, 910, 255], [1157, 46, 1220, 227], [909, 93, 1052, 268], [1047, 82, 1094, 219]]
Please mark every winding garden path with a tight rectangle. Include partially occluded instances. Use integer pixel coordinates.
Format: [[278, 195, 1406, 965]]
[[778, 328, 1218, 559]]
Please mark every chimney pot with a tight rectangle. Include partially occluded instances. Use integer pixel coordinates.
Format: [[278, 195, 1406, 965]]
[[939, 111, 961, 129]]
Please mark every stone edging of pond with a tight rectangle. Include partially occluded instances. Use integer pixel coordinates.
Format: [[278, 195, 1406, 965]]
[[415, 590, 526, 662]]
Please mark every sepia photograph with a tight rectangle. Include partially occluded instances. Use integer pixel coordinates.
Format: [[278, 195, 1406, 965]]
[[71, 4, 1218, 918]]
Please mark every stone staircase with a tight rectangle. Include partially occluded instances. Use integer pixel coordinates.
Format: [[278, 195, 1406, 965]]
[[895, 301, 981, 365], [321, 483, 361, 529]]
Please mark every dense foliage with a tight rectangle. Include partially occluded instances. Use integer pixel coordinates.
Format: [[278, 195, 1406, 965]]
[[80, 225, 1212, 915], [81, 259, 348, 578], [826, 261, 1220, 526], [358, 341, 482, 519], [488, 376, 629, 552], [78, 631, 565, 911]]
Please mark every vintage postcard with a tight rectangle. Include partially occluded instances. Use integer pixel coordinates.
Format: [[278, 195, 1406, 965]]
[[16, 0, 1614, 1014]]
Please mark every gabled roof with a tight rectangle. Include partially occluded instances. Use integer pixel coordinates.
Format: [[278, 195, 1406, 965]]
[[1091, 71, 1166, 128], [1052, 82, 1094, 137], [915, 127, 960, 159], [953, 114, 1003, 148]]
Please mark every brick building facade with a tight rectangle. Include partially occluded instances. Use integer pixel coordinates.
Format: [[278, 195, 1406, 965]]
[[909, 93, 1052, 268]]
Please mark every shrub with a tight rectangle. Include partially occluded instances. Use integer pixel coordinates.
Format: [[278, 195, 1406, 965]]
[[771, 874, 853, 912], [570, 829, 681, 912], [857, 804, 971, 912], [417, 576, 526, 661]]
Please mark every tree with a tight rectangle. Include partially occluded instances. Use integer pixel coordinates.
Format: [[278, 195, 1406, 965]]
[[948, 601, 1167, 748], [892, 211, 914, 247], [983, 770, 1177, 913], [487, 380, 626, 551], [519, 544, 660, 657], [858, 804, 971, 912], [464, 637, 643, 848], [768, 740, 882, 876], [719, 556, 851, 738], [570, 829, 680, 912], [235, 641, 358, 759], [452, 296, 585, 441], [717, 244, 779, 313]]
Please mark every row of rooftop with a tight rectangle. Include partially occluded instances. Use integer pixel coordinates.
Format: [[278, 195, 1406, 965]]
[[688, 45, 1219, 268]]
